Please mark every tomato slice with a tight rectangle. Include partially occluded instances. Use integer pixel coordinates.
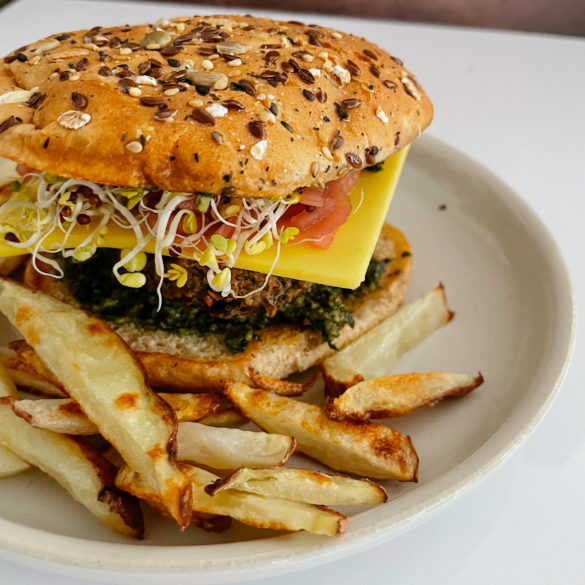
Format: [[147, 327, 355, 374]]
[[285, 171, 359, 249], [146, 170, 360, 255]]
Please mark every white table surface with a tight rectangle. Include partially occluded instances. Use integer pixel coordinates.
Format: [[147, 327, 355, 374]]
[[0, 1, 583, 583]]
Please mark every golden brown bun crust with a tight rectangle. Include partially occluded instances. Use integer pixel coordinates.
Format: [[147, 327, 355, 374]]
[[0, 15, 432, 197], [25, 224, 410, 391]]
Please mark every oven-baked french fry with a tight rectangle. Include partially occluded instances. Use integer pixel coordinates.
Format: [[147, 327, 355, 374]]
[[207, 467, 387, 505], [9, 339, 66, 393], [0, 360, 30, 477], [327, 372, 484, 421], [177, 422, 295, 469], [145, 499, 232, 533], [246, 367, 319, 396], [224, 383, 418, 480], [2, 358, 68, 397], [199, 407, 247, 427], [116, 463, 348, 536], [0, 442, 31, 478], [11, 398, 295, 469], [0, 279, 191, 528], [322, 285, 454, 396], [13, 398, 97, 435], [11, 391, 219, 432], [160, 393, 221, 422], [0, 398, 143, 538]]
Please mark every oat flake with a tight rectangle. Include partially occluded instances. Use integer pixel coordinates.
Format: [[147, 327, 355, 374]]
[[57, 110, 91, 130], [250, 139, 268, 160]]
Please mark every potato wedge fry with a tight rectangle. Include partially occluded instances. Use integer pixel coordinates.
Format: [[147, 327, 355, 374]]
[[160, 393, 221, 422], [322, 285, 454, 396], [116, 463, 348, 536], [0, 280, 191, 528], [0, 398, 143, 538], [146, 499, 232, 533], [224, 383, 418, 480], [327, 372, 484, 421], [11, 401, 295, 469], [246, 367, 320, 397], [13, 398, 97, 435], [0, 356, 18, 398], [199, 407, 247, 427], [8, 339, 66, 392], [2, 358, 68, 397], [0, 360, 30, 476], [0, 442, 31, 478], [11, 390, 218, 429], [177, 422, 295, 469], [207, 467, 387, 505]]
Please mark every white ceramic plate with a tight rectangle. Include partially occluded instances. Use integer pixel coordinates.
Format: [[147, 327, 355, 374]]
[[0, 135, 574, 584]]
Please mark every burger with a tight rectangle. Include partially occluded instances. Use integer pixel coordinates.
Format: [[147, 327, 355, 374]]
[[0, 15, 432, 390]]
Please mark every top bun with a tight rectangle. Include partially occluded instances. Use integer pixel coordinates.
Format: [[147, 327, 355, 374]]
[[0, 15, 432, 198]]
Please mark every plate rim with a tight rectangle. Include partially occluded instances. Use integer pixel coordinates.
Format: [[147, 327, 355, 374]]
[[0, 134, 575, 582]]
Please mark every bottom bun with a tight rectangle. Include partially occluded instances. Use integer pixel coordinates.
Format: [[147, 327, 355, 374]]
[[25, 224, 411, 391]]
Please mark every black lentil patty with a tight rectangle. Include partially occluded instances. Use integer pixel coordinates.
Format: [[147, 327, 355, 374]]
[[58, 250, 389, 353]]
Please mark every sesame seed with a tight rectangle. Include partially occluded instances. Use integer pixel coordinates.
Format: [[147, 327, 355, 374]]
[[69, 73, 81, 81], [331, 31, 342, 39], [259, 109, 276, 123], [119, 47, 132, 56], [164, 87, 180, 96], [126, 141, 143, 153], [188, 98, 205, 108], [228, 58, 242, 66], [311, 161, 320, 177], [302, 54, 314, 63], [211, 131, 223, 144], [201, 59, 214, 70], [321, 146, 333, 160], [128, 87, 142, 97]]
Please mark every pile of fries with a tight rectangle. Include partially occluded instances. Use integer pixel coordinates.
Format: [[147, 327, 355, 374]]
[[0, 280, 482, 538]]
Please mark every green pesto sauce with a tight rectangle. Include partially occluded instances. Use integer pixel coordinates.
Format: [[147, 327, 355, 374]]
[[59, 253, 390, 353]]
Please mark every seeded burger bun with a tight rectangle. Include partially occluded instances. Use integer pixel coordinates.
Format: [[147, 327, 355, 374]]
[[0, 15, 431, 198], [0, 15, 432, 391]]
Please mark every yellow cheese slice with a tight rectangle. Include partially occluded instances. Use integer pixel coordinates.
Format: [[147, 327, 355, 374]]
[[0, 147, 408, 289]]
